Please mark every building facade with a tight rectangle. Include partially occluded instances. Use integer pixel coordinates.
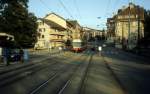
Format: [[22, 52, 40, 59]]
[[35, 13, 70, 49], [34, 19, 50, 49], [67, 20, 82, 40], [107, 17, 115, 43], [114, 3, 144, 49]]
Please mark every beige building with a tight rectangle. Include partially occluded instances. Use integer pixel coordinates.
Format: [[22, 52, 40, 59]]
[[114, 3, 144, 49], [83, 27, 105, 41], [107, 17, 115, 43], [67, 20, 83, 40], [44, 13, 69, 48], [35, 13, 93, 50], [34, 19, 51, 49], [35, 13, 70, 49]]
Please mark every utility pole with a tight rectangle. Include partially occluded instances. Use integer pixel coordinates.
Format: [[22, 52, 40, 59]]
[[128, 3, 131, 50], [122, 20, 124, 49], [137, 5, 140, 47]]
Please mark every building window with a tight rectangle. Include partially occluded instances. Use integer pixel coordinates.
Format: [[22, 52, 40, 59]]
[[42, 35, 44, 38], [38, 21, 44, 26], [39, 22, 42, 25], [39, 28, 42, 32]]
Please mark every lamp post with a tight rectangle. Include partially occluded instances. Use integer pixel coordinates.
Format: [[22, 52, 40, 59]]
[[128, 2, 131, 50], [97, 17, 101, 47]]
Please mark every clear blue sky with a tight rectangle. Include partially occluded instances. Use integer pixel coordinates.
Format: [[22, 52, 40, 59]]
[[28, 0, 150, 30]]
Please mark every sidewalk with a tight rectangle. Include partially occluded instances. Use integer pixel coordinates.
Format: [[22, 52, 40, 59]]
[[0, 55, 51, 74], [0, 48, 75, 74], [0, 49, 60, 74]]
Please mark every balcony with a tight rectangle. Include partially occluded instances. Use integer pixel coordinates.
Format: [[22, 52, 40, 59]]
[[50, 39, 64, 42], [50, 31, 67, 36]]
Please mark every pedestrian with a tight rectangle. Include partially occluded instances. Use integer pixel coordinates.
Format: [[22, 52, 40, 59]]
[[98, 46, 102, 56], [2, 48, 10, 66], [20, 49, 24, 63], [49, 46, 52, 53], [23, 49, 29, 63], [58, 46, 62, 53]]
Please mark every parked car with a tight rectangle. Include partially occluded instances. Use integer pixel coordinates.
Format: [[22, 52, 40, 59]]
[[9, 49, 21, 62]]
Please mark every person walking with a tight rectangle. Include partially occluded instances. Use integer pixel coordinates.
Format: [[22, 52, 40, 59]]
[[2, 48, 10, 66], [19, 49, 24, 63], [98, 46, 102, 56], [23, 49, 29, 63], [58, 46, 62, 53]]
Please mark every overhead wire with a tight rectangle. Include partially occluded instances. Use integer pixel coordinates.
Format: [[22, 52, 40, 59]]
[[73, 0, 82, 20], [104, 0, 111, 17], [112, 0, 120, 15], [58, 0, 74, 19], [39, 0, 52, 12]]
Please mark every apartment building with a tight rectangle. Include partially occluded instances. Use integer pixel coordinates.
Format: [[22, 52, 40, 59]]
[[35, 13, 94, 50], [115, 3, 144, 49], [44, 13, 68, 48], [67, 20, 83, 40], [107, 17, 115, 43], [34, 19, 51, 49], [35, 13, 69, 49]]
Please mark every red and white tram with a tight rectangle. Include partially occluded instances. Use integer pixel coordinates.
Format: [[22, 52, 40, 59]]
[[72, 39, 86, 52]]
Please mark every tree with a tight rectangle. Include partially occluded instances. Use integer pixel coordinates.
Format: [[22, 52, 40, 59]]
[[144, 10, 150, 38], [0, 0, 38, 48], [137, 10, 150, 48], [65, 39, 72, 47]]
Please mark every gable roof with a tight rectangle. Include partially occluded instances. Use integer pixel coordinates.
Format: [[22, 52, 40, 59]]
[[44, 12, 66, 21], [117, 3, 144, 20]]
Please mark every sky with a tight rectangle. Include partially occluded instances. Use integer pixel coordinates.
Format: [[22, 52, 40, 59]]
[[28, 0, 150, 30]]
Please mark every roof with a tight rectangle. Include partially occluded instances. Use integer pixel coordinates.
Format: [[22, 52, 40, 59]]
[[117, 3, 144, 20], [37, 15, 67, 31], [43, 19, 66, 31], [0, 33, 14, 39], [67, 20, 81, 28], [44, 12, 66, 21]]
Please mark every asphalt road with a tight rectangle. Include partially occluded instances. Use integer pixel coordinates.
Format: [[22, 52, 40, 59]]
[[102, 46, 150, 94], [0, 45, 150, 94]]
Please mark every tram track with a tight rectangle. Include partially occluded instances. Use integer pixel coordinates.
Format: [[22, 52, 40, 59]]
[[57, 50, 126, 94], [0, 58, 59, 87], [0, 52, 75, 87], [28, 52, 88, 94], [57, 52, 93, 94]]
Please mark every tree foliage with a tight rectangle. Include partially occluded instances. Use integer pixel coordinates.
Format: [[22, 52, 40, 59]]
[[65, 39, 72, 46], [138, 10, 150, 48], [144, 10, 150, 38], [0, 0, 38, 48]]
